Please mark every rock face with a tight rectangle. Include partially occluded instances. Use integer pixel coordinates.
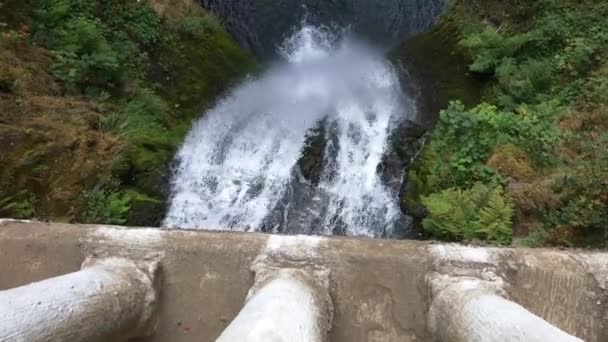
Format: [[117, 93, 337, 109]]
[[201, 0, 445, 58]]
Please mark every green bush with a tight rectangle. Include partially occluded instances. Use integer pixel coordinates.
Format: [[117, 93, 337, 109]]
[[101, 1, 160, 47], [80, 178, 130, 225], [461, 0, 608, 107], [48, 17, 121, 93], [461, 26, 537, 74], [425, 100, 560, 189], [542, 135, 608, 247], [421, 183, 514, 245], [122, 87, 170, 137], [495, 58, 555, 108], [33, 0, 161, 93]]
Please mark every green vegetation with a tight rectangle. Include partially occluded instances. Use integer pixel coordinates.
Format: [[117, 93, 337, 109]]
[[408, 0, 608, 248], [421, 183, 514, 245], [0, 0, 256, 225], [79, 178, 130, 225]]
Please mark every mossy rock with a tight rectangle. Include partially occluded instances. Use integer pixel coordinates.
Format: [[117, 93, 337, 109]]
[[391, 2, 486, 127], [149, 15, 258, 114]]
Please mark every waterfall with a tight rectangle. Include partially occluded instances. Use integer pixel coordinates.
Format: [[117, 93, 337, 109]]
[[164, 25, 417, 237]]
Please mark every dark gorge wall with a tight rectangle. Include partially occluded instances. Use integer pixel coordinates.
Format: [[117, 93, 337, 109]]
[[201, 0, 445, 58]]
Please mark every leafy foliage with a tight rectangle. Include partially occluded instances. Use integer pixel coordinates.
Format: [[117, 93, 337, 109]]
[[421, 183, 514, 245], [79, 178, 130, 225], [122, 87, 170, 137], [47, 17, 121, 93], [543, 135, 608, 247], [461, 27, 536, 74], [409, 0, 608, 247], [32, 0, 160, 94], [461, 0, 608, 109], [421, 100, 560, 190]]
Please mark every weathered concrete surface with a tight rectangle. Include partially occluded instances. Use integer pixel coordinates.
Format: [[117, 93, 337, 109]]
[[0, 220, 606, 342], [0, 257, 159, 342]]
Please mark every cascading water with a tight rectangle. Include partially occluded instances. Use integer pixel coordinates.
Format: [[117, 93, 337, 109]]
[[164, 25, 417, 237]]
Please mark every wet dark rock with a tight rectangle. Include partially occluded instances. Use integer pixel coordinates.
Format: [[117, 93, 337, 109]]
[[390, 11, 485, 128], [298, 120, 327, 185], [378, 120, 427, 191]]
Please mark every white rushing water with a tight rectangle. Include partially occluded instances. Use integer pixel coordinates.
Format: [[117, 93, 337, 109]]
[[164, 25, 416, 237]]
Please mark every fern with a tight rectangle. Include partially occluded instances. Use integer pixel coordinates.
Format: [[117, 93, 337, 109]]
[[475, 187, 514, 245], [421, 184, 514, 245], [79, 178, 130, 225], [461, 27, 537, 74]]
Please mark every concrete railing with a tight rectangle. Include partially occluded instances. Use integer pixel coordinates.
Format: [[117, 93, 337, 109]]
[[0, 219, 606, 342], [217, 269, 332, 342], [429, 278, 583, 342], [0, 258, 160, 342]]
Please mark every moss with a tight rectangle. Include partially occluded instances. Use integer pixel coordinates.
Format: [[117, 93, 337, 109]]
[[151, 22, 257, 114], [392, 1, 486, 127]]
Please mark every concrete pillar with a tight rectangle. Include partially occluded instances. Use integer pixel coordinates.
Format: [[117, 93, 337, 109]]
[[429, 279, 583, 342], [216, 268, 332, 342], [0, 257, 160, 342]]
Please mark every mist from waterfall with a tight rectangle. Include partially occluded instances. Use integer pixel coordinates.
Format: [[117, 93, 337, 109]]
[[164, 25, 416, 237]]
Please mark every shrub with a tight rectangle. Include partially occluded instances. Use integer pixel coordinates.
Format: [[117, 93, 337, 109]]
[[421, 183, 514, 245], [427, 101, 505, 188], [100, 1, 160, 47], [424, 100, 560, 189], [79, 178, 130, 225], [41, 16, 122, 93], [122, 87, 170, 137], [33, 0, 161, 93], [409, 0, 608, 247], [460, 26, 537, 74], [495, 58, 555, 108], [543, 135, 608, 247]]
